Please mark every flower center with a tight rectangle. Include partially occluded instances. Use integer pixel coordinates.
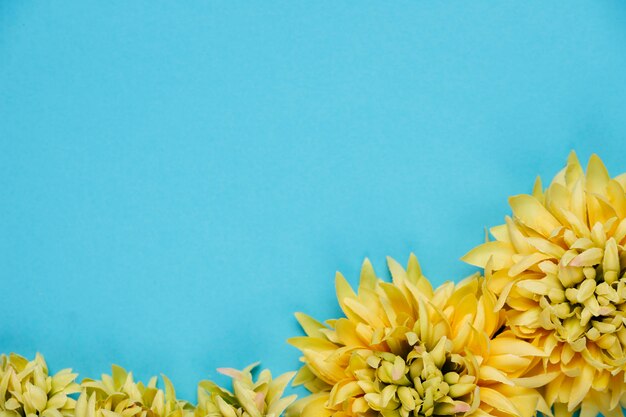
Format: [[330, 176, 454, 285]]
[[353, 339, 476, 417], [537, 231, 626, 356]]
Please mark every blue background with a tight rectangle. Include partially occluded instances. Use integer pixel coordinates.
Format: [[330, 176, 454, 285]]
[[2, 1, 626, 401]]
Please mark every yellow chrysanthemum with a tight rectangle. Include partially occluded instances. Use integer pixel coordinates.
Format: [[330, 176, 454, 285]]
[[195, 364, 296, 417], [0, 353, 79, 417], [75, 366, 193, 417], [463, 152, 626, 417], [287, 255, 550, 417]]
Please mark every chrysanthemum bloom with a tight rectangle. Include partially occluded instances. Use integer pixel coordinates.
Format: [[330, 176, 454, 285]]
[[462, 153, 626, 417], [75, 366, 193, 417], [287, 255, 550, 417], [0, 353, 79, 417], [195, 364, 296, 417]]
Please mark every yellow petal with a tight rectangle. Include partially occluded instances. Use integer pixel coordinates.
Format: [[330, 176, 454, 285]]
[[294, 313, 327, 339], [478, 366, 512, 385], [508, 252, 551, 277], [287, 393, 332, 417], [335, 272, 358, 319], [569, 247, 603, 267], [586, 154, 610, 195], [359, 258, 377, 290], [509, 194, 561, 237], [489, 337, 546, 357], [489, 224, 509, 242], [565, 151, 584, 187], [462, 241, 515, 269], [26, 382, 47, 412], [480, 387, 520, 415], [328, 380, 363, 406], [513, 372, 560, 388], [568, 365, 594, 411], [505, 216, 535, 254]]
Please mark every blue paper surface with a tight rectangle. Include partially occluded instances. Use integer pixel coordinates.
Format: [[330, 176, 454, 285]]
[[2, 1, 626, 401]]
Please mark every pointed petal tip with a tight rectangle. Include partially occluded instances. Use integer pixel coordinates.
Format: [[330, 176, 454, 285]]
[[216, 367, 240, 378], [568, 150, 580, 163]]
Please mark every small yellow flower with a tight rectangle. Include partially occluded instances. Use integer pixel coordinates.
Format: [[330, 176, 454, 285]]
[[0, 353, 79, 417], [463, 152, 626, 417], [195, 364, 296, 417], [75, 366, 193, 417], [287, 255, 549, 417]]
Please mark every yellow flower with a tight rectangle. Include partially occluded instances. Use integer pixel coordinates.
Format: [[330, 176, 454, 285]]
[[463, 152, 626, 417], [287, 255, 550, 417], [195, 364, 296, 417], [75, 366, 193, 417], [0, 353, 79, 417]]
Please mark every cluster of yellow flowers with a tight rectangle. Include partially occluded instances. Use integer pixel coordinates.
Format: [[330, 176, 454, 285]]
[[3, 153, 625, 417], [0, 354, 296, 417], [289, 153, 626, 417], [287, 258, 550, 417]]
